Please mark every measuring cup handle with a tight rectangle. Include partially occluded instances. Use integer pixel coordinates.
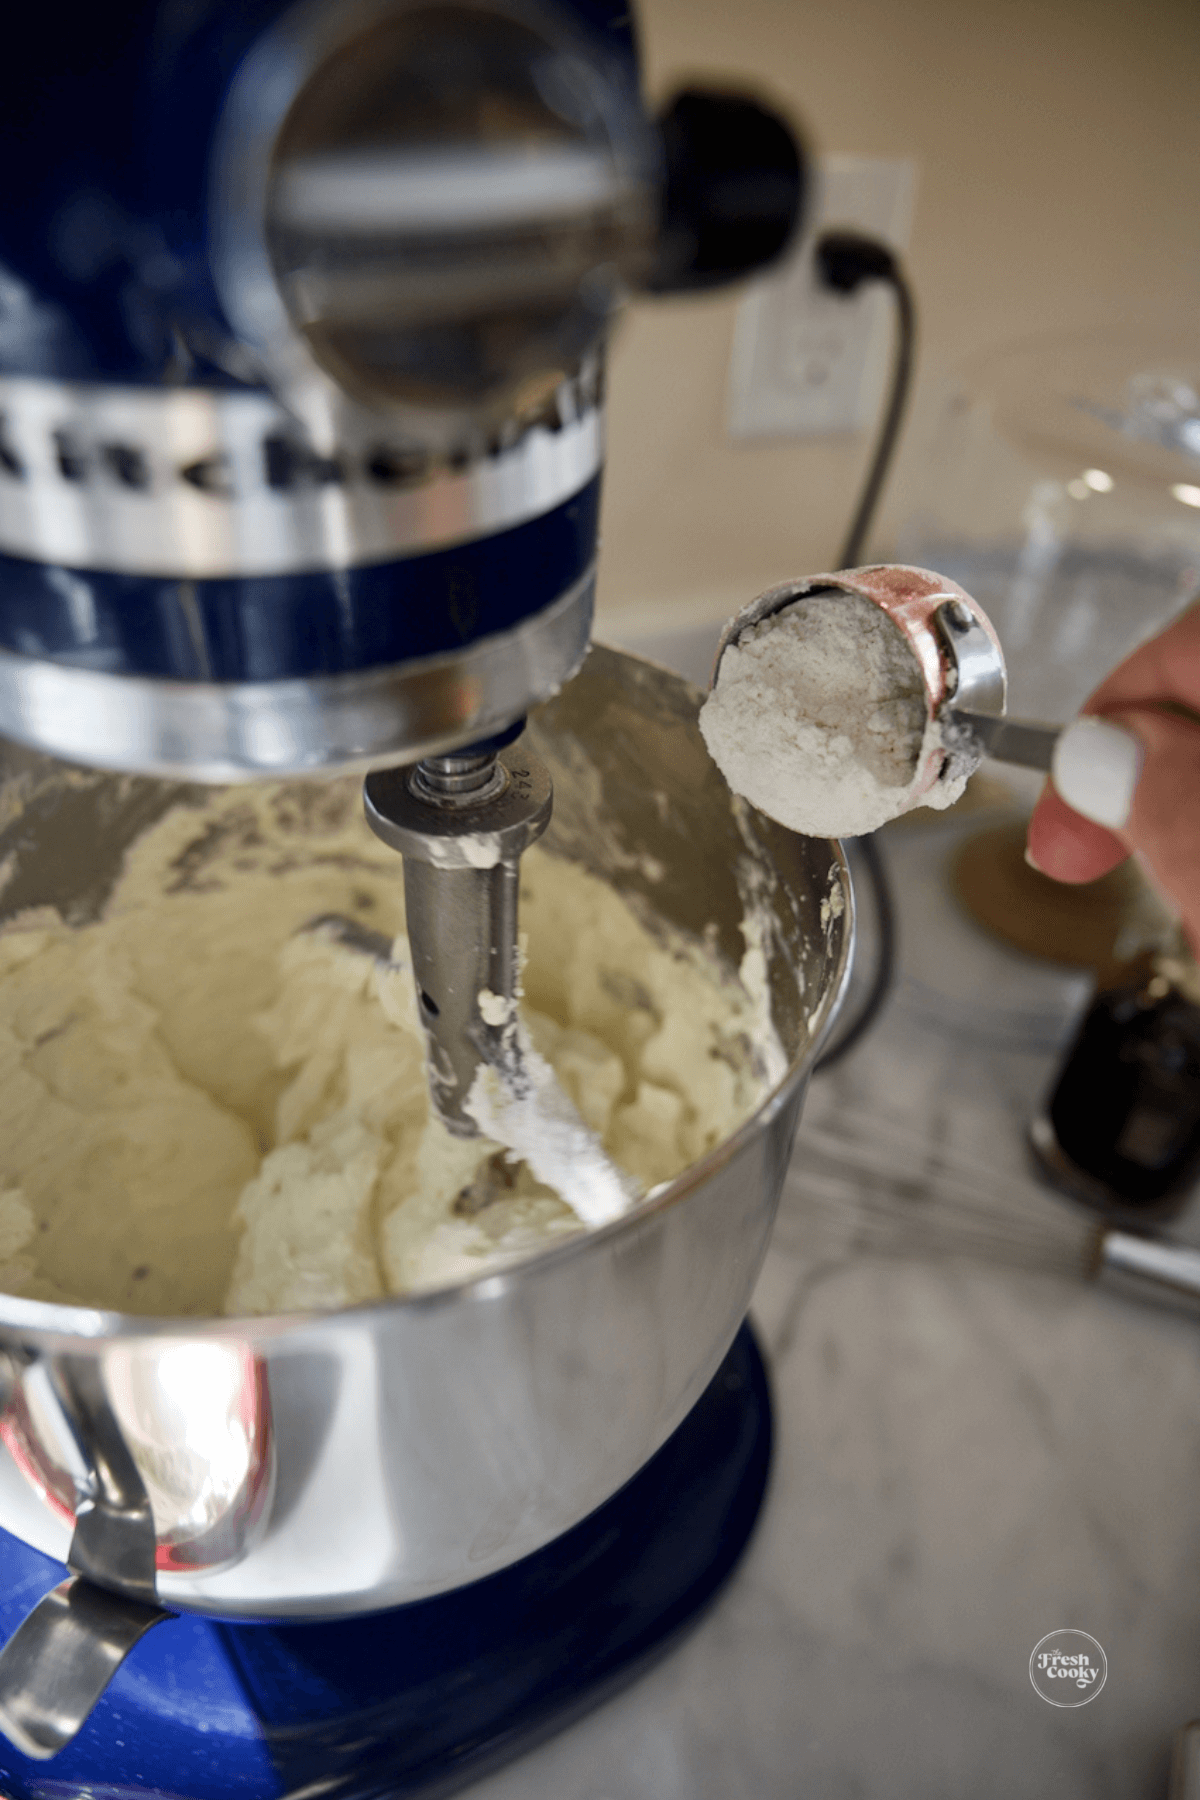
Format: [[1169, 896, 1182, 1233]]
[[948, 709, 1060, 772]]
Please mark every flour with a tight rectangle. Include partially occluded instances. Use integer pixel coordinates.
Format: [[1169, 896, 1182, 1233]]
[[464, 1030, 642, 1230], [699, 588, 965, 837]]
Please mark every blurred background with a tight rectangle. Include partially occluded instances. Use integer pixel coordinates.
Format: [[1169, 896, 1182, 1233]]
[[596, 0, 1200, 652]]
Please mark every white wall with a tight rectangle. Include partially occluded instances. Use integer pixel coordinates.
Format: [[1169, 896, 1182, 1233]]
[[596, 0, 1200, 638]]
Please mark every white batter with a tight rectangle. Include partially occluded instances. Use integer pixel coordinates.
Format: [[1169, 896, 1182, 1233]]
[[0, 781, 782, 1318]]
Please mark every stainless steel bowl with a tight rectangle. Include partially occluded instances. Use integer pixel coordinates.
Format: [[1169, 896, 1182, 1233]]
[[0, 646, 851, 1757]]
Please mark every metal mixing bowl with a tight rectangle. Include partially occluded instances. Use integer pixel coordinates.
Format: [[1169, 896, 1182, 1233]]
[[0, 647, 850, 1753]]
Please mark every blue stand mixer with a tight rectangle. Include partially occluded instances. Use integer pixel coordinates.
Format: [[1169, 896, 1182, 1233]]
[[0, 4, 829, 1790], [0, 0, 803, 778]]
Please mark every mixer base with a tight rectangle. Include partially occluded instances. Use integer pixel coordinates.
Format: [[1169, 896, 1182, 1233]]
[[0, 1323, 771, 1800]]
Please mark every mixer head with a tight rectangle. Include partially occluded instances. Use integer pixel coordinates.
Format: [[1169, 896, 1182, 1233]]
[[0, 0, 806, 780]]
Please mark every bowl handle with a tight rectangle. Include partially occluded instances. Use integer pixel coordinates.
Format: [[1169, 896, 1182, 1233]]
[[0, 1351, 171, 1758], [0, 1574, 168, 1759]]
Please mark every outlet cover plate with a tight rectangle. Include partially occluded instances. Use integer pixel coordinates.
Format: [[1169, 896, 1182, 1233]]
[[727, 155, 917, 439]]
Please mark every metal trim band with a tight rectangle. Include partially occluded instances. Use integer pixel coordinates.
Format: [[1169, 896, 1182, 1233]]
[[0, 567, 594, 781], [0, 477, 602, 682], [0, 377, 603, 579]]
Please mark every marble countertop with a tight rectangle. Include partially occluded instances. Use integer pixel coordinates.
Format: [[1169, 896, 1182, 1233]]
[[462, 791, 1200, 1800]]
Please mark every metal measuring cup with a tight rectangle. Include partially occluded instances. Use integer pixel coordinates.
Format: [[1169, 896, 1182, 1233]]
[[711, 564, 1060, 827]]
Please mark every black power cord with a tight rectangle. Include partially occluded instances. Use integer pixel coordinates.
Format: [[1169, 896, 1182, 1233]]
[[815, 230, 917, 570], [811, 230, 915, 1070]]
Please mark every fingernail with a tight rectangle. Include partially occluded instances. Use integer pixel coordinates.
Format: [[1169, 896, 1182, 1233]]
[[1051, 717, 1143, 829], [1024, 845, 1047, 874]]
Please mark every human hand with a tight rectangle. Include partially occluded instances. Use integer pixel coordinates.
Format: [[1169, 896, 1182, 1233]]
[[1026, 602, 1200, 954]]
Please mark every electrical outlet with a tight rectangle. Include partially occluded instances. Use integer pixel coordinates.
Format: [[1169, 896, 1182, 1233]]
[[727, 156, 916, 439]]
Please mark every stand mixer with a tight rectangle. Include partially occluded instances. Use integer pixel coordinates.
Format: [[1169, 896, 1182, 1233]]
[[0, 5, 851, 1793], [1, 0, 804, 1139]]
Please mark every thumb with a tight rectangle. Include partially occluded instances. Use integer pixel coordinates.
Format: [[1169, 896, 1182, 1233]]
[[1028, 707, 1200, 952], [1026, 715, 1141, 883]]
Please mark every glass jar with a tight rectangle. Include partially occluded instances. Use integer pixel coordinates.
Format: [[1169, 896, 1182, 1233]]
[[898, 327, 1200, 721]]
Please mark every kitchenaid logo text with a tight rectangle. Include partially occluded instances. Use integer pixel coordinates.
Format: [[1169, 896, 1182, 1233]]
[[0, 375, 605, 576], [1029, 1630, 1107, 1707], [0, 366, 601, 504], [0, 413, 456, 497]]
